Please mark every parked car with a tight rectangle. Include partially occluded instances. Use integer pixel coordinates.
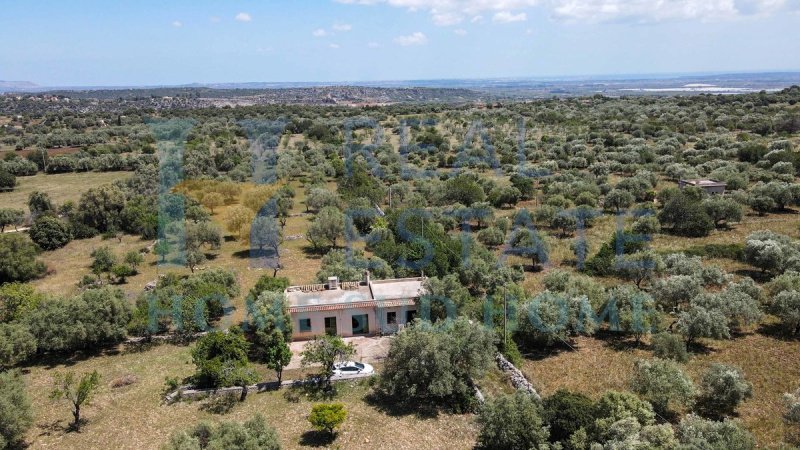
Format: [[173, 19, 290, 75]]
[[332, 361, 374, 376]]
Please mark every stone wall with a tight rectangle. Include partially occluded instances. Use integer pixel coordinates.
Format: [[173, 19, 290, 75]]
[[496, 353, 540, 400]]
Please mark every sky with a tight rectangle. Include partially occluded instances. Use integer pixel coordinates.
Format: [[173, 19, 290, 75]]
[[1, 0, 799, 86]]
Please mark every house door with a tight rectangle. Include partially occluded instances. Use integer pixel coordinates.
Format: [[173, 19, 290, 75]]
[[405, 310, 416, 324], [352, 314, 369, 335], [324, 317, 337, 336]]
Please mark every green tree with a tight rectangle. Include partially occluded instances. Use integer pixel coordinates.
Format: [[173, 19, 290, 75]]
[[191, 330, 257, 389], [592, 390, 656, 434], [201, 192, 224, 214], [27, 190, 53, 217], [604, 189, 635, 213], [476, 391, 550, 450], [770, 290, 800, 336], [0, 323, 37, 369], [516, 291, 596, 348], [29, 215, 72, 250], [542, 390, 596, 444], [0, 282, 45, 323], [247, 290, 293, 341], [90, 246, 117, 279], [255, 330, 292, 383], [163, 415, 281, 450], [123, 250, 144, 272], [702, 197, 743, 228], [0, 168, 15, 192], [677, 414, 755, 450], [378, 317, 494, 410], [676, 305, 731, 345], [0, 370, 34, 449], [77, 184, 126, 233], [0, 234, 46, 283], [658, 192, 714, 238], [308, 403, 347, 437], [306, 206, 345, 249], [651, 332, 688, 363], [301, 335, 355, 388], [630, 359, 695, 415], [250, 215, 281, 253], [695, 363, 753, 418], [616, 250, 663, 289], [506, 227, 549, 270], [0, 208, 25, 232], [50, 370, 101, 431], [476, 226, 504, 248]]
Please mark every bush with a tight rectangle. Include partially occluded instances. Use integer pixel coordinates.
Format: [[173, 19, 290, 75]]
[[695, 363, 753, 418], [29, 216, 73, 250], [677, 414, 755, 450], [0, 234, 46, 283], [630, 359, 695, 414], [191, 330, 257, 389], [658, 192, 715, 237], [542, 390, 596, 444], [0, 168, 15, 191], [476, 391, 549, 450], [0, 370, 33, 449], [0, 323, 37, 368], [25, 287, 132, 353], [651, 332, 688, 363], [593, 390, 656, 435], [163, 414, 281, 450], [770, 290, 800, 336], [308, 403, 347, 436], [378, 317, 495, 411]]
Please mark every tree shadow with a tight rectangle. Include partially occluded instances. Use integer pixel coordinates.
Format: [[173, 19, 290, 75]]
[[596, 330, 651, 352], [518, 340, 578, 362], [363, 389, 441, 419], [24, 346, 122, 370], [733, 269, 772, 283], [37, 419, 67, 437], [300, 245, 327, 258], [686, 341, 716, 355], [757, 322, 800, 341], [299, 430, 336, 447]]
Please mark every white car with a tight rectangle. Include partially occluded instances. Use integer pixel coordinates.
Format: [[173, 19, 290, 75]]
[[332, 361, 374, 376]]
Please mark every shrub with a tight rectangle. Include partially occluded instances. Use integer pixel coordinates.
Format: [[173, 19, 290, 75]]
[[695, 363, 753, 418], [0, 323, 37, 368], [0, 370, 33, 449], [658, 192, 714, 237], [593, 390, 656, 435], [163, 414, 281, 450], [677, 414, 755, 450], [0, 168, 15, 191], [770, 290, 800, 336], [379, 317, 494, 411], [29, 216, 73, 251], [191, 330, 257, 389], [0, 234, 46, 283], [651, 332, 688, 363], [542, 390, 596, 443], [630, 359, 695, 414], [477, 392, 549, 450], [308, 403, 347, 436]]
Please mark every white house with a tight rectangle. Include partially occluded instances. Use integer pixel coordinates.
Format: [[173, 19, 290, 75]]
[[285, 272, 425, 340]]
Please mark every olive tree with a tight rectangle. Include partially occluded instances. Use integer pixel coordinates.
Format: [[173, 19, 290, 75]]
[[49, 370, 101, 431], [0, 370, 34, 449], [476, 391, 550, 450], [695, 363, 753, 418], [630, 359, 695, 414]]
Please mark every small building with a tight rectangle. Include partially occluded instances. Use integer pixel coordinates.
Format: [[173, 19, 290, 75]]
[[285, 272, 425, 340], [678, 179, 727, 195]]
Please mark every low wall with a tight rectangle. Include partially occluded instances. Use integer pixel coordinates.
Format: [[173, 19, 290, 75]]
[[496, 354, 540, 400], [165, 371, 374, 403]]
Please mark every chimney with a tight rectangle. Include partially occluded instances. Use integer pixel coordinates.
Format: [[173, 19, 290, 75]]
[[363, 270, 370, 285], [327, 276, 339, 290]]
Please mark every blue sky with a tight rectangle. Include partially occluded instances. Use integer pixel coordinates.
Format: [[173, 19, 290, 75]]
[[1, 0, 799, 86]]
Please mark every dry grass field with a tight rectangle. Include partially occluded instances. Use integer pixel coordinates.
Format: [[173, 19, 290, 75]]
[[0, 171, 133, 210], [21, 342, 499, 450]]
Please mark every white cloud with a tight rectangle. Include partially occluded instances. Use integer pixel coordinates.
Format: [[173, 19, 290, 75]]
[[336, 0, 797, 24], [394, 31, 428, 46], [329, 43, 341, 48], [493, 11, 527, 22], [235, 12, 252, 22], [454, 28, 468, 35], [332, 23, 353, 31], [172, 21, 183, 28], [312, 28, 328, 37]]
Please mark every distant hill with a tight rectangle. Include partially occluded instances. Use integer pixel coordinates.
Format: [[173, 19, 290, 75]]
[[0, 80, 39, 92]]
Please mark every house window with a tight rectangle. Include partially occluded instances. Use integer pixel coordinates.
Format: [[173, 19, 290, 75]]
[[299, 318, 311, 332], [352, 314, 369, 335], [387, 311, 397, 325], [324, 317, 337, 336], [406, 310, 416, 323]]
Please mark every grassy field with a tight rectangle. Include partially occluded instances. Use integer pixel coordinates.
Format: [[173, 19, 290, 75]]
[[519, 327, 800, 448], [21, 342, 492, 450], [0, 171, 133, 210]]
